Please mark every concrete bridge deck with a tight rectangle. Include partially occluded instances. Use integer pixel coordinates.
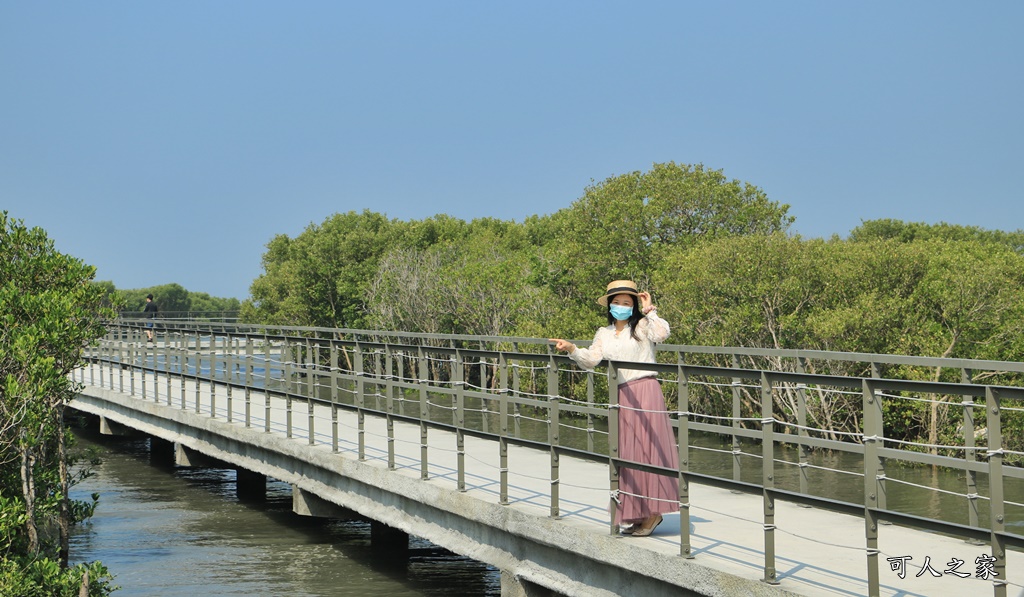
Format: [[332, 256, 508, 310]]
[[71, 362, 1024, 597]]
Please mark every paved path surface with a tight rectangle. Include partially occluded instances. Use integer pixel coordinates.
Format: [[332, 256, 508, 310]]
[[77, 362, 1024, 597]]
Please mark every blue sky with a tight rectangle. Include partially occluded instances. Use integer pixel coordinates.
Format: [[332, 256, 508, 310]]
[[2, 2, 1021, 300]]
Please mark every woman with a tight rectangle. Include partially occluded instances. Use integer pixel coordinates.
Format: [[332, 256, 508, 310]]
[[550, 280, 679, 537]]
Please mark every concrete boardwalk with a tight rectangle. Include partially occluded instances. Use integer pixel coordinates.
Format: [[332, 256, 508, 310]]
[[74, 362, 1024, 597]]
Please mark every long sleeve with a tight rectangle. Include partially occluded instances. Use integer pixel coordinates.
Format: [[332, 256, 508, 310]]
[[568, 329, 605, 370], [567, 313, 670, 384], [638, 311, 670, 343]]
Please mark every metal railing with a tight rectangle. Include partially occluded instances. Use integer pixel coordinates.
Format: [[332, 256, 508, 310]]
[[84, 320, 1024, 597]]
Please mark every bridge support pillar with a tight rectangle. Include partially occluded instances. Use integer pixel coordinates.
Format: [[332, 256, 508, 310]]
[[500, 571, 558, 597], [236, 469, 266, 502], [292, 486, 361, 520], [149, 437, 175, 467], [174, 443, 232, 469], [98, 415, 139, 437]]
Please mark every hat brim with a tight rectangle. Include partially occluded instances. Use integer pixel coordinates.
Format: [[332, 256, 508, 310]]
[[597, 288, 640, 307]]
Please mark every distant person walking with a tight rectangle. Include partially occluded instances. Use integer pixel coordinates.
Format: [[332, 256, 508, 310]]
[[549, 280, 680, 537], [143, 293, 158, 343]]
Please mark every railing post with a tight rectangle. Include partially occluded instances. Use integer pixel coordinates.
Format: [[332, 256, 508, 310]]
[[418, 346, 429, 480], [98, 334, 105, 389], [386, 344, 396, 469], [355, 341, 366, 460], [396, 352, 407, 418], [209, 332, 217, 418], [130, 329, 137, 396], [179, 331, 186, 410], [862, 379, 883, 597], [962, 368, 982, 534], [109, 330, 116, 390], [985, 386, 1007, 597], [455, 349, 466, 491], [512, 354, 522, 439], [264, 335, 272, 433], [141, 342, 148, 400], [498, 352, 509, 505], [761, 372, 778, 584], [796, 357, 810, 498], [870, 363, 887, 511], [608, 361, 620, 535], [306, 338, 315, 445], [330, 340, 339, 453], [194, 331, 201, 414], [92, 335, 100, 387], [547, 353, 560, 519], [678, 359, 693, 559], [165, 332, 172, 405], [731, 354, 743, 484], [479, 342, 489, 436], [118, 328, 125, 393], [586, 372, 595, 453], [225, 333, 234, 422], [112, 330, 120, 389], [374, 348, 384, 412], [172, 326, 181, 375], [154, 339, 162, 404], [285, 340, 293, 438], [245, 337, 253, 427]]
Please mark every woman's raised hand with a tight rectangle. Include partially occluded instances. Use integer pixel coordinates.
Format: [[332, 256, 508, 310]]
[[638, 291, 652, 310]]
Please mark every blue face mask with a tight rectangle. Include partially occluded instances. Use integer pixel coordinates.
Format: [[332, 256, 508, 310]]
[[609, 304, 633, 321]]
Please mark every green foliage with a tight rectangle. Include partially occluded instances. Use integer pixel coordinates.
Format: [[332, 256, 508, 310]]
[[243, 210, 402, 327], [188, 292, 241, 313], [112, 282, 239, 317], [550, 162, 794, 305], [0, 558, 116, 597], [366, 226, 554, 338], [243, 163, 794, 338], [657, 231, 1024, 446], [0, 211, 116, 596], [658, 235, 928, 355], [850, 219, 1024, 253]]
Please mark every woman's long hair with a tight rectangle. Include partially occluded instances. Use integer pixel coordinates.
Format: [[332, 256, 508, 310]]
[[605, 294, 644, 341]]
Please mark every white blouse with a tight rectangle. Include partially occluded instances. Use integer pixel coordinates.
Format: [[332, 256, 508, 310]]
[[568, 312, 670, 385]]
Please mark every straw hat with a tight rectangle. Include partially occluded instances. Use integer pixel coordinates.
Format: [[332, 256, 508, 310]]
[[596, 280, 640, 307]]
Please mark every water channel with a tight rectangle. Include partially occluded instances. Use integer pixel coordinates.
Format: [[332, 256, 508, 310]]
[[69, 429, 501, 597]]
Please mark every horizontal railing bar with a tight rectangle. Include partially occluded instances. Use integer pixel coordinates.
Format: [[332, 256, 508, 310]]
[[873, 507, 1024, 548], [687, 422, 868, 454], [666, 343, 1024, 375]]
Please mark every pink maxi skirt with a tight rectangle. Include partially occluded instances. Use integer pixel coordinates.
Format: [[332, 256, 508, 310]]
[[615, 376, 680, 524]]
